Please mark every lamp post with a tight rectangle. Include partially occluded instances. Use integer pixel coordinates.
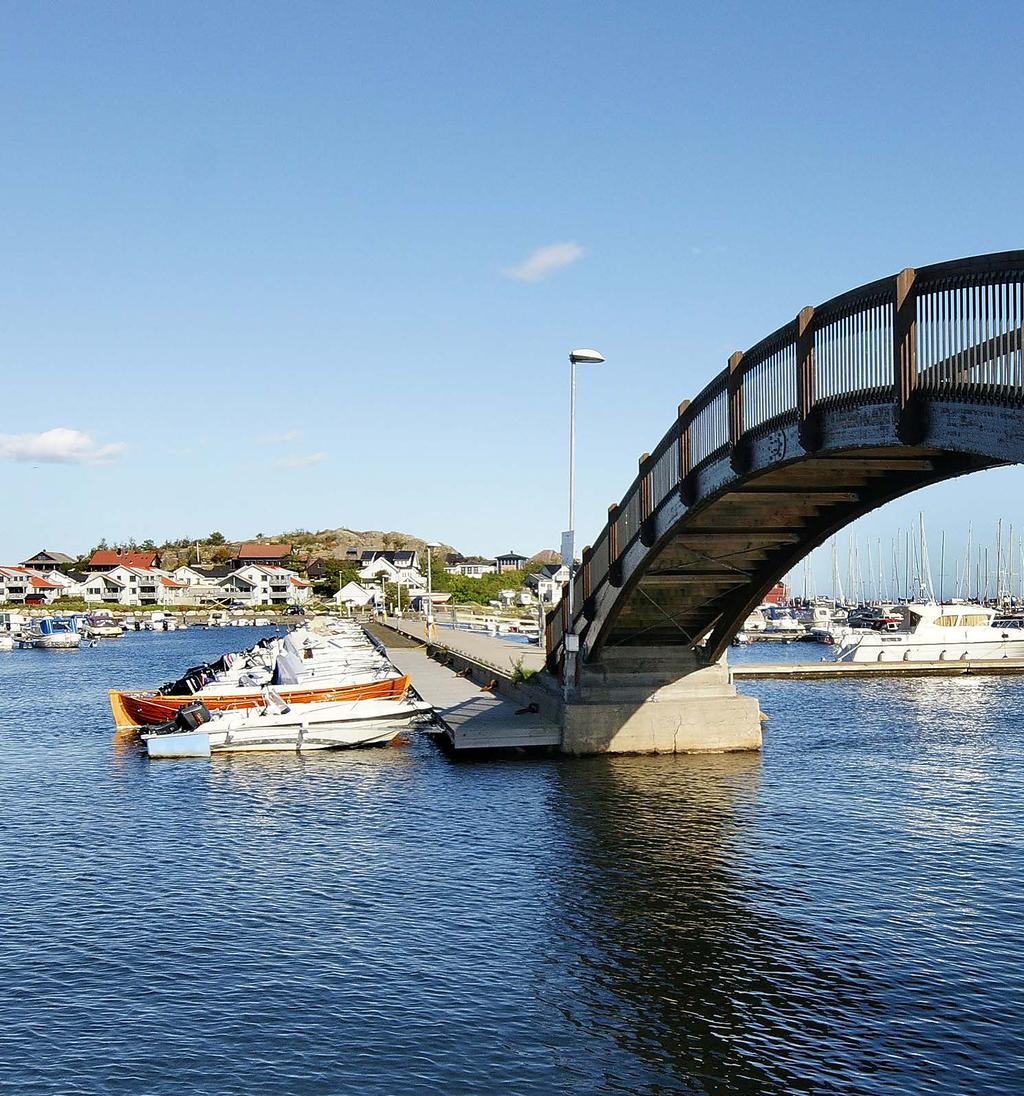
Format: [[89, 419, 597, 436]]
[[426, 542, 440, 639], [564, 348, 605, 699]]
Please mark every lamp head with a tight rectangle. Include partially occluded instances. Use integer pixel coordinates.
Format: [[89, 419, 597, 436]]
[[569, 348, 605, 365]]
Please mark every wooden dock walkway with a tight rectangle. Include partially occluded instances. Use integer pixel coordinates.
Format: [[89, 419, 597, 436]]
[[379, 629, 560, 751], [382, 617, 546, 675]]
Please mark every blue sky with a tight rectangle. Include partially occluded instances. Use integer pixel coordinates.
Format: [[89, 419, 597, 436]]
[[2, 1, 1023, 576]]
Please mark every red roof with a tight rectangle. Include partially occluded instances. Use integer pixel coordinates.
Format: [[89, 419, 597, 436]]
[[89, 550, 159, 569], [160, 577, 186, 587], [29, 576, 60, 589], [237, 543, 292, 560]]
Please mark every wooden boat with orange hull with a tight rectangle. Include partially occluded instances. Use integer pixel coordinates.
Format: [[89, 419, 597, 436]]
[[109, 675, 410, 729]]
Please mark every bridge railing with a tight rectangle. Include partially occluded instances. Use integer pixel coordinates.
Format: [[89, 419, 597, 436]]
[[914, 263, 1024, 401], [546, 250, 1024, 671]]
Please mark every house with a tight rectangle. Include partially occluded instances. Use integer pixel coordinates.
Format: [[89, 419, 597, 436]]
[[233, 543, 293, 568], [20, 550, 75, 572], [495, 550, 529, 574], [358, 551, 425, 589], [88, 549, 161, 572], [170, 566, 234, 606], [444, 559, 497, 578], [221, 564, 311, 606], [305, 557, 333, 581], [0, 567, 64, 605], [84, 565, 188, 606], [526, 563, 571, 605], [333, 581, 376, 609]]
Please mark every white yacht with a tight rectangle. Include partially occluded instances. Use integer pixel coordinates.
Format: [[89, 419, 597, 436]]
[[835, 603, 1024, 662]]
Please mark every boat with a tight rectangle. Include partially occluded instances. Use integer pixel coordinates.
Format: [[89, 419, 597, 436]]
[[110, 674, 410, 728], [24, 616, 81, 650], [0, 635, 14, 651], [109, 623, 410, 728], [142, 691, 434, 756], [834, 602, 1024, 662], [81, 612, 124, 639]]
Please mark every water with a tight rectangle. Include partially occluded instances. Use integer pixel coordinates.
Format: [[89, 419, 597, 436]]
[[2, 628, 1023, 1094]]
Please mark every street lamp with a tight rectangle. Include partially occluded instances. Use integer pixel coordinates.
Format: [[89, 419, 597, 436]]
[[426, 542, 440, 639], [564, 348, 605, 697]]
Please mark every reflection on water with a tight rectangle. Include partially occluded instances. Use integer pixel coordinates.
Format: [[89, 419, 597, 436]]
[[1, 629, 1022, 1094]]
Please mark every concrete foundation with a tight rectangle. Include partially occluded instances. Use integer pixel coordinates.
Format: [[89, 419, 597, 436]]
[[561, 647, 762, 755]]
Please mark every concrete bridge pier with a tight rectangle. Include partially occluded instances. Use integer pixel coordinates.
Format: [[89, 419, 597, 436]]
[[561, 648, 762, 755]]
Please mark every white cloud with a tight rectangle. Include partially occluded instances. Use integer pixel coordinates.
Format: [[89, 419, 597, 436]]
[[502, 241, 586, 282], [260, 430, 302, 445], [0, 427, 126, 464], [275, 452, 327, 470]]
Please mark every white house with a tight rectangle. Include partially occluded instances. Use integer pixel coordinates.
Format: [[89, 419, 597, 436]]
[[0, 567, 64, 605], [82, 565, 189, 606], [444, 560, 497, 578], [527, 563, 571, 606], [220, 564, 311, 606], [333, 581, 375, 609], [358, 551, 425, 589]]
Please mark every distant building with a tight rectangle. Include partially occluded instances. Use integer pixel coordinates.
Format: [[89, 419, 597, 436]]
[[233, 543, 293, 568], [20, 550, 75, 572], [333, 581, 376, 609], [495, 550, 529, 574], [762, 582, 788, 606], [358, 551, 424, 588], [0, 567, 63, 604], [526, 563, 571, 605], [305, 557, 332, 581], [88, 549, 161, 571], [220, 564, 311, 606], [445, 559, 497, 578]]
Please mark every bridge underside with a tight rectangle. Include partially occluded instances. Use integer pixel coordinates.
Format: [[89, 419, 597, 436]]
[[600, 445, 999, 660]]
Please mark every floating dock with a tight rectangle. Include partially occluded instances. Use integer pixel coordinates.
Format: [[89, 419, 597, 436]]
[[733, 658, 1024, 680], [370, 621, 559, 751]]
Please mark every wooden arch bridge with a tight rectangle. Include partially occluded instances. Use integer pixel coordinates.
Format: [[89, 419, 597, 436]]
[[547, 250, 1024, 677]]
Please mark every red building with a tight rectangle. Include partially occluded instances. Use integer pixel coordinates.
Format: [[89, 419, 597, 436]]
[[88, 549, 160, 571], [762, 582, 788, 606]]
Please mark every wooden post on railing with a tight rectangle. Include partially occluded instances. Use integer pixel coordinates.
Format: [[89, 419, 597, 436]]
[[638, 453, 652, 520], [727, 351, 747, 473], [581, 545, 593, 601], [895, 266, 924, 444], [678, 399, 695, 506], [796, 306, 820, 451], [639, 452, 656, 547], [607, 503, 622, 587]]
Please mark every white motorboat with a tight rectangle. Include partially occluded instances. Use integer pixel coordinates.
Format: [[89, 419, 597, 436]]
[[81, 613, 124, 639], [143, 691, 434, 757], [25, 616, 81, 650], [0, 635, 14, 651], [835, 603, 1024, 662]]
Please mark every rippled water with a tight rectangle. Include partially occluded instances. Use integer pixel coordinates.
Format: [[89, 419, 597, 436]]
[[2, 628, 1022, 1094]]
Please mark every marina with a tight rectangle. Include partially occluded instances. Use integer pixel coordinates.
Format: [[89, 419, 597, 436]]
[[4, 7, 1024, 1090], [2, 624, 1022, 1095]]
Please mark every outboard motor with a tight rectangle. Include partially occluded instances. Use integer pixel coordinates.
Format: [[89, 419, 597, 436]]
[[149, 701, 212, 738], [174, 701, 212, 732]]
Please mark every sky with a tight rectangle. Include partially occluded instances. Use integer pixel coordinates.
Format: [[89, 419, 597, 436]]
[[2, 1, 1024, 579]]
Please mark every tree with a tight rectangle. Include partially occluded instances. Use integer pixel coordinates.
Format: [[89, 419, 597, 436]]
[[208, 531, 226, 545]]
